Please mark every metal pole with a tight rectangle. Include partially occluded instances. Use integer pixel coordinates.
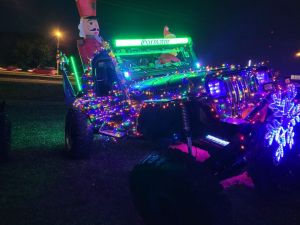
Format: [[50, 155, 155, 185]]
[[56, 37, 60, 75], [181, 102, 193, 156]]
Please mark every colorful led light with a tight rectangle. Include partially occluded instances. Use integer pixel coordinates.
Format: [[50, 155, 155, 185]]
[[72, 40, 298, 165]]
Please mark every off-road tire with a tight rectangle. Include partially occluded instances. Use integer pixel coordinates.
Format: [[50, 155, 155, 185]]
[[65, 108, 93, 159], [130, 150, 232, 225]]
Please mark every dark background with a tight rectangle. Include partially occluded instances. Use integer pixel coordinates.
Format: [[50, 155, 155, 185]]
[[0, 0, 299, 74]]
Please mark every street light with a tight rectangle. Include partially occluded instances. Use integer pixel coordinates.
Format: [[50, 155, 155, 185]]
[[295, 51, 300, 58], [53, 30, 62, 75]]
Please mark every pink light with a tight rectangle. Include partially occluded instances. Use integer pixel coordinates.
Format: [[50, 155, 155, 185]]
[[169, 143, 210, 162], [170, 144, 255, 189], [220, 171, 255, 189], [239, 135, 245, 141]]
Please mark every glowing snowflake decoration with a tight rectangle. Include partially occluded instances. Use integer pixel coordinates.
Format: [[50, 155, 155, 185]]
[[265, 84, 300, 162]]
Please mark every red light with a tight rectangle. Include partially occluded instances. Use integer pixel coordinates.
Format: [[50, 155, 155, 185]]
[[239, 135, 245, 141]]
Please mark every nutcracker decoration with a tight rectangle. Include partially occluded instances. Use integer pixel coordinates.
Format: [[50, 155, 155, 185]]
[[76, 0, 104, 69]]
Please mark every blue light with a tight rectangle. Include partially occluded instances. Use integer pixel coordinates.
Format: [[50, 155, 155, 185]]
[[196, 62, 201, 69], [205, 135, 230, 146], [265, 84, 300, 162], [248, 59, 252, 67], [124, 71, 130, 79], [256, 72, 269, 84], [208, 81, 221, 96]]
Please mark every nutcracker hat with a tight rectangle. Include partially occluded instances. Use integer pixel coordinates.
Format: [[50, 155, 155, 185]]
[[76, 0, 97, 18]]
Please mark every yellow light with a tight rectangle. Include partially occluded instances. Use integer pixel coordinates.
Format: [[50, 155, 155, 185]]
[[54, 30, 62, 38], [296, 51, 300, 57]]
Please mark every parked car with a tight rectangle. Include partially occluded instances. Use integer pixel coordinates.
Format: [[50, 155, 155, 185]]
[[2, 66, 22, 71], [28, 67, 56, 75]]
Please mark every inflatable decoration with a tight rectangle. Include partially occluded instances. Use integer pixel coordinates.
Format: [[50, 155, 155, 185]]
[[76, 0, 104, 68], [159, 26, 180, 64]]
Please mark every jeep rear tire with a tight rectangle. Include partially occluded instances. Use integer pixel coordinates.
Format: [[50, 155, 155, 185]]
[[65, 108, 93, 159], [130, 151, 232, 225]]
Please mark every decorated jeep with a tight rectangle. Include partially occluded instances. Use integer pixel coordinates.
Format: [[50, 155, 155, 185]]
[[61, 35, 300, 224], [129, 65, 300, 225], [61, 34, 203, 157], [60, 1, 300, 225]]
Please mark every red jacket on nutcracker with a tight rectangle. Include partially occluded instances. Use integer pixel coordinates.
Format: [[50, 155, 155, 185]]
[[76, 0, 103, 69]]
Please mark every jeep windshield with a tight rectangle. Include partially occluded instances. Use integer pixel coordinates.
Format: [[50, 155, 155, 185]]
[[113, 38, 197, 82]]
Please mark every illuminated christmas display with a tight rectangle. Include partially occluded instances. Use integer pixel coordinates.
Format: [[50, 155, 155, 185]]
[[58, 2, 300, 224], [265, 84, 300, 162], [59, 2, 300, 194], [62, 17, 299, 166], [66, 28, 296, 142]]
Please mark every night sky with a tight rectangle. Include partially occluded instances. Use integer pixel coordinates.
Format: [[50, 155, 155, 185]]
[[1, 0, 299, 74]]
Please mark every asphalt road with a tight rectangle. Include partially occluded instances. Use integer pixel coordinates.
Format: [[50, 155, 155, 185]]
[[1, 79, 300, 225]]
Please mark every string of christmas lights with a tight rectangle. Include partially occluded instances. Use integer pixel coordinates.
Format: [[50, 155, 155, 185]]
[[71, 43, 299, 162]]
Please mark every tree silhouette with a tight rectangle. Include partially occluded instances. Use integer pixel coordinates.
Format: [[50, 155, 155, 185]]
[[13, 35, 56, 70]]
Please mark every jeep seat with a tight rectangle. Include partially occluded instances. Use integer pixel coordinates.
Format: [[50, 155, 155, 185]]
[[92, 51, 118, 96]]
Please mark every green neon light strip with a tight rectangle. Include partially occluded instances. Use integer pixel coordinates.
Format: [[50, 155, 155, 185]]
[[115, 38, 190, 47], [133, 71, 205, 89], [70, 56, 82, 92], [115, 49, 180, 56]]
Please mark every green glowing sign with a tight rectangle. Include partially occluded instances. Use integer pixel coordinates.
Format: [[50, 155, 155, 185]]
[[70, 56, 82, 92], [115, 38, 191, 47]]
